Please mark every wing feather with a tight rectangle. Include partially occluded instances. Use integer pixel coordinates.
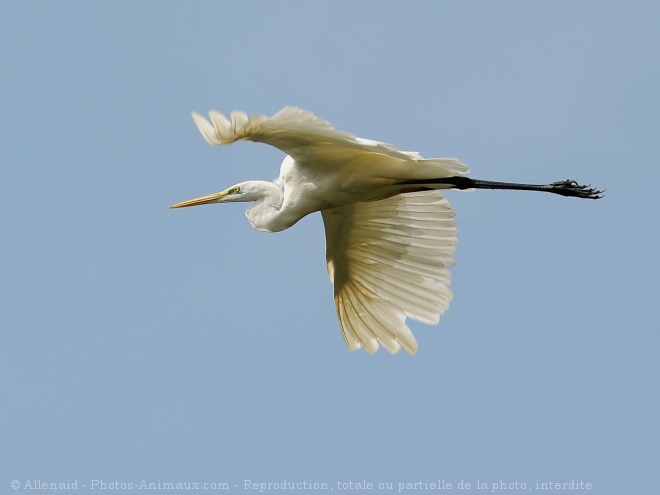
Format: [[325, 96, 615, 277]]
[[191, 107, 469, 178], [322, 190, 457, 355]]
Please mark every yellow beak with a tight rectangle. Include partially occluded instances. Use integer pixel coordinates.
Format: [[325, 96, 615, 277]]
[[170, 189, 229, 209]]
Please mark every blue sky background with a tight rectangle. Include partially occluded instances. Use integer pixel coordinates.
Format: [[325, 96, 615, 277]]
[[2, 2, 659, 493]]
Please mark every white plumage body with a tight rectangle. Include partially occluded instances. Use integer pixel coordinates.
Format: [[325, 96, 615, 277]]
[[176, 106, 467, 354]]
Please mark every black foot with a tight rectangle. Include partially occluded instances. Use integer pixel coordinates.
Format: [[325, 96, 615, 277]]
[[550, 179, 604, 199]]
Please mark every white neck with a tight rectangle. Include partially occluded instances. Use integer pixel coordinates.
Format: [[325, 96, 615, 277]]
[[244, 182, 301, 232]]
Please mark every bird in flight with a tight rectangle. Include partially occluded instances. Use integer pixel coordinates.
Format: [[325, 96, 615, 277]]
[[171, 107, 602, 355]]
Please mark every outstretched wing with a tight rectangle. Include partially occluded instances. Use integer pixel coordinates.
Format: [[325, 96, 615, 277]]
[[191, 107, 468, 177], [321, 191, 457, 355]]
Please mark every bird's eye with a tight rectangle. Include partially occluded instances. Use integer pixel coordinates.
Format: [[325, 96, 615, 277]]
[[232, 186, 240, 194]]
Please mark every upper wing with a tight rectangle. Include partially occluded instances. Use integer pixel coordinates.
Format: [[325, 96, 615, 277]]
[[321, 190, 457, 355], [191, 107, 468, 177]]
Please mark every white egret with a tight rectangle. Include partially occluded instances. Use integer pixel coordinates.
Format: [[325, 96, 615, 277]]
[[172, 107, 602, 355]]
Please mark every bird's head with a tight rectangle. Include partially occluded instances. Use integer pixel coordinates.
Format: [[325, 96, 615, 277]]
[[170, 181, 273, 208]]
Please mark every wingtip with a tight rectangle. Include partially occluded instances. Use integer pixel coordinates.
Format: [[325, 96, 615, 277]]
[[191, 111, 221, 145]]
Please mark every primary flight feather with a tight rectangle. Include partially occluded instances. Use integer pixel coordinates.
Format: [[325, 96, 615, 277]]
[[172, 106, 602, 355]]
